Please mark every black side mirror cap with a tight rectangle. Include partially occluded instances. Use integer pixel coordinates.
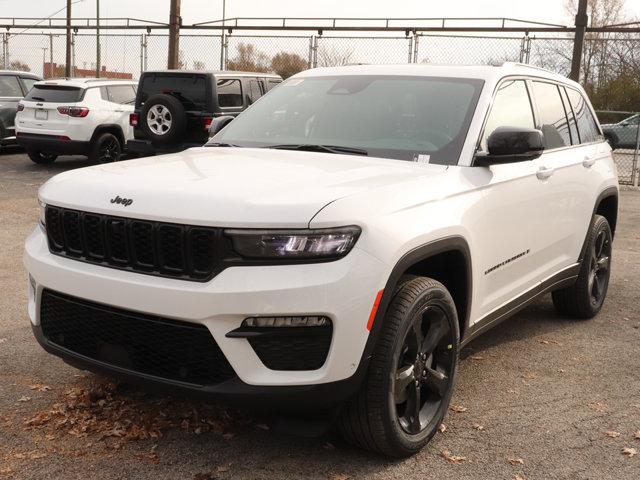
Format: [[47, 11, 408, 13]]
[[208, 115, 235, 137], [474, 127, 545, 166]]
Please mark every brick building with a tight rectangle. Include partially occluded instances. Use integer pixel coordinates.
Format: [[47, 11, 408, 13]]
[[43, 63, 133, 80]]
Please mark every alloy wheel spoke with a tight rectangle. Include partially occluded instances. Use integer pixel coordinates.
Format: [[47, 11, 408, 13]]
[[597, 255, 610, 272], [408, 382, 422, 433], [394, 365, 415, 404], [424, 366, 448, 397], [421, 312, 448, 356]]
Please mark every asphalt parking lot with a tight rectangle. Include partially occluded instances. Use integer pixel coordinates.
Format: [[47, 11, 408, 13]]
[[1, 149, 639, 480]]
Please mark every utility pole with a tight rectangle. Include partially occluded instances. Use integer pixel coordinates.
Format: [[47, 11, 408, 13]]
[[49, 34, 54, 78], [220, 0, 226, 70], [96, 0, 101, 77], [167, 0, 181, 69], [65, 0, 72, 77], [569, 0, 588, 82], [41, 47, 48, 77]]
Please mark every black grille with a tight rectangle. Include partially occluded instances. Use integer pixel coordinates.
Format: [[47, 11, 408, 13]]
[[45, 206, 221, 281], [40, 289, 236, 386], [248, 327, 333, 371]]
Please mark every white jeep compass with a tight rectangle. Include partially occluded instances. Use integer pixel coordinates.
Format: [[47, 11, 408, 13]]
[[24, 63, 618, 458]]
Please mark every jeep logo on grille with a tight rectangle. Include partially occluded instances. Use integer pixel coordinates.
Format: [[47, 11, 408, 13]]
[[110, 195, 133, 207]]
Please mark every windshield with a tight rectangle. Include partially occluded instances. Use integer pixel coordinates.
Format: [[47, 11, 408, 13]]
[[210, 75, 484, 164]]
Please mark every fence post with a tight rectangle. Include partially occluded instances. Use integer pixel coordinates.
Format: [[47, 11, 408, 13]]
[[49, 34, 54, 78], [407, 35, 414, 63], [71, 32, 76, 75], [140, 34, 146, 74], [633, 119, 640, 187], [2, 33, 7, 69], [519, 33, 531, 63], [307, 35, 314, 68], [221, 33, 228, 70], [412, 34, 420, 63], [311, 35, 318, 68]]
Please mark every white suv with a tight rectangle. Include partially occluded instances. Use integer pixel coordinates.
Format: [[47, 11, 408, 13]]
[[24, 64, 618, 458], [16, 78, 137, 164]]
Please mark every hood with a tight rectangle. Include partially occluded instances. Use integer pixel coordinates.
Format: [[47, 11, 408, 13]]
[[39, 147, 447, 227]]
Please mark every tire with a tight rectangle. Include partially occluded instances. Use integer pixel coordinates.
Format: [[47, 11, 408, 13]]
[[90, 132, 122, 163], [27, 150, 57, 165], [338, 276, 460, 458], [140, 94, 187, 145], [552, 214, 612, 319]]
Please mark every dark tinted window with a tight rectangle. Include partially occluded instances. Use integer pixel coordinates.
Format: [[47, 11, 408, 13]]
[[267, 79, 281, 91], [566, 88, 601, 144], [0, 76, 24, 97], [107, 85, 136, 104], [25, 85, 83, 103], [20, 77, 38, 92], [217, 79, 242, 108], [560, 86, 579, 145], [247, 80, 263, 104], [212, 75, 484, 165], [482, 79, 534, 151], [140, 74, 207, 109], [531, 81, 571, 149]]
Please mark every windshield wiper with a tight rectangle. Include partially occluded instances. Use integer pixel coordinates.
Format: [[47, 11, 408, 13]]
[[267, 144, 368, 156], [205, 141, 243, 148], [30, 96, 46, 101]]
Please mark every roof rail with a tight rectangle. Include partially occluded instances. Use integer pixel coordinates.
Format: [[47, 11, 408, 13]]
[[501, 62, 557, 75]]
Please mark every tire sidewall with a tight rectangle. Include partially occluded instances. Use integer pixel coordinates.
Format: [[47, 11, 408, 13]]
[[580, 215, 612, 315], [93, 133, 122, 163], [381, 282, 460, 454], [140, 94, 187, 145], [27, 150, 57, 165]]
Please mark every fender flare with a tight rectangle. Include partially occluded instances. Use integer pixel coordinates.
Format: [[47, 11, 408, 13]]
[[578, 186, 619, 263]]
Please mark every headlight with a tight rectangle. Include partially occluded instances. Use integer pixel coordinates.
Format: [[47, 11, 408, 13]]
[[225, 226, 361, 260], [38, 199, 46, 230]]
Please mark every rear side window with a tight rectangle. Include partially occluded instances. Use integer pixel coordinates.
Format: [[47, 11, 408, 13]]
[[266, 79, 281, 91], [0, 76, 24, 97], [531, 81, 571, 149], [140, 74, 207, 109], [25, 85, 83, 103], [481, 79, 534, 151], [217, 79, 243, 108], [566, 88, 601, 144], [247, 79, 263, 104], [107, 85, 136, 105], [20, 77, 38, 92]]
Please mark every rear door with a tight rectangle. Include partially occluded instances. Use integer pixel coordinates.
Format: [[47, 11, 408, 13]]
[[17, 84, 84, 135], [0, 75, 25, 139]]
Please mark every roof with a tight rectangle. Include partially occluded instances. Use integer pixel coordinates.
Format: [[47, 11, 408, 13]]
[[33, 78, 138, 88], [142, 70, 282, 78], [0, 70, 42, 79], [297, 62, 578, 88]]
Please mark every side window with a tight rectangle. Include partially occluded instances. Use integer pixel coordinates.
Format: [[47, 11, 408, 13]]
[[481, 79, 534, 151], [560, 86, 580, 145], [531, 81, 571, 149], [566, 88, 601, 144], [99, 86, 109, 101], [107, 85, 136, 105], [267, 79, 281, 91], [21, 77, 38, 92], [247, 80, 262, 104], [217, 79, 243, 108], [0, 76, 24, 97]]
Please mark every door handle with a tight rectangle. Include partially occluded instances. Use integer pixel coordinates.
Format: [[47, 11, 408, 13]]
[[536, 166, 554, 180], [582, 157, 596, 168]]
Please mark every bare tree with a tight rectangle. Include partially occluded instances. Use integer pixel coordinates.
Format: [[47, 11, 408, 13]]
[[271, 52, 308, 78], [317, 46, 353, 67], [227, 43, 271, 72], [192, 60, 206, 70], [8, 59, 31, 72]]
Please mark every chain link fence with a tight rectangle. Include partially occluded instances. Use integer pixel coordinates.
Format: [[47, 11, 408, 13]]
[[1, 28, 638, 184]]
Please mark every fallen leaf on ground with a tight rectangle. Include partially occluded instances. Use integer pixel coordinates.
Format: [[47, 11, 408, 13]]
[[508, 457, 524, 465], [450, 405, 467, 413], [327, 474, 350, 480], [0, 338, 7, 344], [470, 355, 484, 360], [514, 475, 526, 480], [438, 423, 447, 433], [216, 464, 231, 473], [622, 447, 637, 457], [17, 396, 31, 402], [29, 384, 51, 392], [521, 372, 537, 380], [441, 450, 466, 463], [605, 430, 621, 438], [635, 431, 640, 440], [472, 423, 485, 431], [590, 402, 608, 413]]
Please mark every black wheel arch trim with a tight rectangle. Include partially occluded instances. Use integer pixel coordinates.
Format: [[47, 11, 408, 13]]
[[578, 186, 618, 263], [90, 124, 125, 147]]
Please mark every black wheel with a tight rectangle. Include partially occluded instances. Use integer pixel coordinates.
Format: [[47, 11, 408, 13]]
[[90, 132, 122, 163], [338, 276, 459, 458], [27, 150, 57, 165], [140, 94, 187, 145], [552, 215, 612, 319]]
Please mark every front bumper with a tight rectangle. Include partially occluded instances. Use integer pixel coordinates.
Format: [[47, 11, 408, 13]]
[[25, 227, 388, 404], [17, 133, 89, 155]]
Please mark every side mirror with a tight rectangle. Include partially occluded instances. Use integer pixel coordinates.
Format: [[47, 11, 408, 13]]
[[475, 127, 544, 166], [208, 115, 234, 137]]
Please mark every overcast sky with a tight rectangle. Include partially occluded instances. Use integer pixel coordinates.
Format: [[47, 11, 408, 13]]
[[2, 0, 639, 27]]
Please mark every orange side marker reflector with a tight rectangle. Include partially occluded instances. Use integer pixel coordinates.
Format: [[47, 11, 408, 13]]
[[366, 289, 384, 331]]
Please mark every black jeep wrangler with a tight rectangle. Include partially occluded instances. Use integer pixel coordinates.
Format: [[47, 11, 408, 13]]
[[127, 70, 282, 156]]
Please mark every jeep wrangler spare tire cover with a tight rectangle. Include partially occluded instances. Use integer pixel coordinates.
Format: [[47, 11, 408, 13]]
[[141, 94, 187, 145]]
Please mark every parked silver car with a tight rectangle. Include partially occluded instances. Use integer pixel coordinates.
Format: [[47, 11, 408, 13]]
[[0, 71, 41, 146], [602, 113, 640, 149]]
